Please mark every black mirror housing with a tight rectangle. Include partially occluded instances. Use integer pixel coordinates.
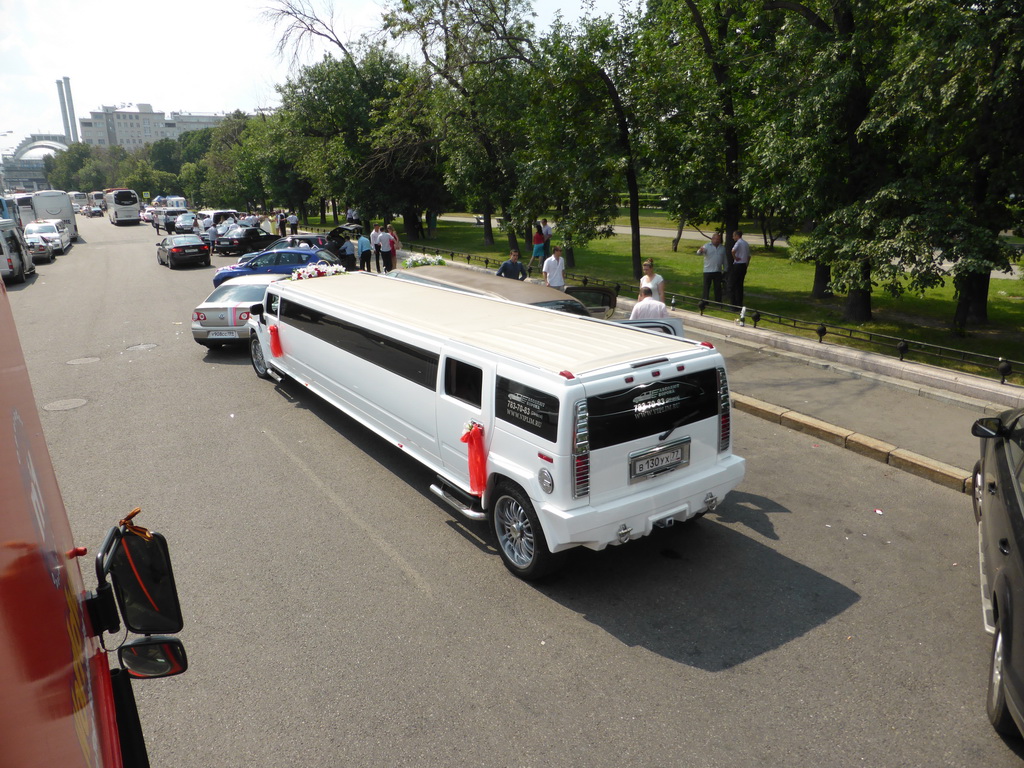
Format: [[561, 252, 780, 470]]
[[119, 636, 188, 679], [972, 417, 1005, 439], [107, 531, 184, 635]]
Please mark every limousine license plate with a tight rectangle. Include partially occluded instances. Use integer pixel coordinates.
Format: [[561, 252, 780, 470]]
[[629, 439, 690, 481], [208, 330, 238, 338]]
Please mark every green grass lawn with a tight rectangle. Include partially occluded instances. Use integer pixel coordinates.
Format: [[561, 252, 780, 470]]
[[397, 219, 1024, 378]]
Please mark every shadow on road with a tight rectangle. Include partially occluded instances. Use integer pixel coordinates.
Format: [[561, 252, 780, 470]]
[[537, 514, 859, 671]]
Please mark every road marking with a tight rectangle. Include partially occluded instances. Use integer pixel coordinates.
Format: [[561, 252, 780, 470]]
[[264, 429, 434, 598]]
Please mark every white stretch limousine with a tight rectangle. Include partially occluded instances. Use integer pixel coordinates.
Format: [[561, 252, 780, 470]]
[[248, 272, 745, 579]]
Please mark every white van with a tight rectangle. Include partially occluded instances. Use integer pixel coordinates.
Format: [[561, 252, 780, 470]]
[[32, 190, 78, 241], [248, 272, 745, 579], [0, 219, 36, 284]]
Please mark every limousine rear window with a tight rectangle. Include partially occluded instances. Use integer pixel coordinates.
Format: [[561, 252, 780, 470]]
[[280, 298, 439, 389], [586, 369, 718, 450]]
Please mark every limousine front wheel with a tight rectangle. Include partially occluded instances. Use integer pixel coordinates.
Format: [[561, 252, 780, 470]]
[[492, 484, 561, 580], [250, 335, 270, 379]]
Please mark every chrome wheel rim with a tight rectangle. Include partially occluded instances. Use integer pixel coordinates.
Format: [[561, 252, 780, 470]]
[[991, 629, 1005, 712], [251, 337, 267, 376], [495, 495, 535, 569]]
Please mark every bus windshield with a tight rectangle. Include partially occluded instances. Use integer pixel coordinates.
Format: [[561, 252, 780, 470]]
[[113, 190, 138, 206]]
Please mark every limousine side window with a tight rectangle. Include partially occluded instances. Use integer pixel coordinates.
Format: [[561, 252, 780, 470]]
[[267, 292, 280, 316], [444, 358, 482, 407]]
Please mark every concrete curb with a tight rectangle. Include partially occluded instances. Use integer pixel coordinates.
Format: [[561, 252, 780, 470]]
[[732, 393, 974, 495]]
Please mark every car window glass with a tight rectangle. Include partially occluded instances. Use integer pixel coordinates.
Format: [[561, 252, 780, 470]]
[[251, 254, 274, 267], [1008, 420, 1024, 479]]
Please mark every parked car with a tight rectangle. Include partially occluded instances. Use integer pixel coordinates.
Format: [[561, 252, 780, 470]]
[[24, 234, 55, 263], [24, 219, 71, 254], [213, 226, 278, 256], [212, 247, 341, 287], [236, 234, 330, 264], [973, 408, 1024, 739], [157, 234, 211, 269], [192, 274, 286, 347], [0, 219, 36, 283], [175, 212, 199, 231]]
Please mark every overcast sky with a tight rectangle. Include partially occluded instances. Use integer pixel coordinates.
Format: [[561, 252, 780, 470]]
[[1, 0, 628, 157]]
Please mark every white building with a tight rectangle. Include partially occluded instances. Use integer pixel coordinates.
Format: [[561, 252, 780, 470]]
[[78, 104, 251, 148]]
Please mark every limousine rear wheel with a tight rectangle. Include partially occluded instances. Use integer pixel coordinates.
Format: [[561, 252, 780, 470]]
[[250, 335, 271, 379], [988, 614, 1018, 736], [492, 483, 560, 580]]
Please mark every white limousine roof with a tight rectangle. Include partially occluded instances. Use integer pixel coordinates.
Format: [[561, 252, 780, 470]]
[[274, 273, 715, 378]]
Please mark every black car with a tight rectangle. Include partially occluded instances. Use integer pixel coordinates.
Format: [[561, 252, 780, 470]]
[[157, 234, 211, 269], [213, 226, 279, 256], [972, 407, 1024, 739]]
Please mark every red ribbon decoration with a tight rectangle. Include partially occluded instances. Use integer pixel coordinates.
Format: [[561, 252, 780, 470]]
[[460, 423, 487, 497], [268, 325, 283, 357]]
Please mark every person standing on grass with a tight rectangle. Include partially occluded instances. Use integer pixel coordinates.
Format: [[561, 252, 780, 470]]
[[730, 230, 751, 307], [287, 211, 299, 235], [697, 232, 728, 303]]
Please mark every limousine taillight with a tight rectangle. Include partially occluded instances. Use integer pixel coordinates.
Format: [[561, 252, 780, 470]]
[[572, 400, 591, 498], [717, 366, 731, 452]]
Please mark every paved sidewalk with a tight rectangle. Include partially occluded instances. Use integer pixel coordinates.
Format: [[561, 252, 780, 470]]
[[657, 306, 1023, 494]]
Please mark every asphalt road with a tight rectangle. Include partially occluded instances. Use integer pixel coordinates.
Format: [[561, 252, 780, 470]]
[[8, 216, 1023, 767]]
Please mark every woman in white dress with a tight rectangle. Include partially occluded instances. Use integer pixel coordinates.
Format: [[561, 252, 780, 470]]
[[639, 258, 666, 303]]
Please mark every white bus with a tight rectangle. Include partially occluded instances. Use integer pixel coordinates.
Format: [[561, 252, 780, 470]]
[[248, 272, 745, 579], [32, 190, 79, 240], [68, 191, 88, 209], [8, 193, 35, 227], [104, 188, 141, 225], [89, 191, 105, 209]]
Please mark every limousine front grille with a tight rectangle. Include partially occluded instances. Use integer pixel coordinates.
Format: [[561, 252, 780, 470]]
[[573, 400, 590, 498]]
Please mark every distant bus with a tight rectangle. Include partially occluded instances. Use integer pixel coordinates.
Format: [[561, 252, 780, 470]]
[[32, 190, 79, 240], [9, 193, 34, 227], [68, 191, 88, 209], [104, 188, 141, 225], [89, 191, 105, 209]]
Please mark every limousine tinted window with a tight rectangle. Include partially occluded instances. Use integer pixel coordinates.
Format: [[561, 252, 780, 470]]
[[280, 298, 439, 389], [495, 377, 559, 442], [586, 369, 719, 450], [444, 358, 482, 407]]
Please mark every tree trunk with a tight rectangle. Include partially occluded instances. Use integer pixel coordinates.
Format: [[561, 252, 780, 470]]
[[482, 200, 494, 246], [811, 263, 833, 298], [843, 257, 873, 321], [966, 271, 990, 325], [671, 220, 685, 252], [319, 198, 327, 225], [331, 199, 339, 225]]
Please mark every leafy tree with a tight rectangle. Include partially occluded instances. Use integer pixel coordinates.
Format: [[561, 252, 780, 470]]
[[149, 138, 182, 175]]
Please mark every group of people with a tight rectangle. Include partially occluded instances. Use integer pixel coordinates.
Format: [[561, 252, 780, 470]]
[[697, 230, 751, 307], [275, 211, 300, 237], [355, 224, 402, 273], [495, 242, 566, 291]]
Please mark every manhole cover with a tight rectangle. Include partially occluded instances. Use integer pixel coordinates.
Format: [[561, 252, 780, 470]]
[[67, 357, 100, 365], [126, 343, 157, 352], [44, 399, 88, 411]]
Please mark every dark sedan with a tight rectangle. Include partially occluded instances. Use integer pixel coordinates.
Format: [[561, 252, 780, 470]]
[[213, 226, 279, 256], [157, 234, 211, 269], [211, 247, 341, 287], [972, 407, 1024, 739]]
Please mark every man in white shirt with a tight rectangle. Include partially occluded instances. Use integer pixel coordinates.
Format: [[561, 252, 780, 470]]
[[370, 224, 382, 273], [630, 286, 668, 319], [542, 245, 566, 291]]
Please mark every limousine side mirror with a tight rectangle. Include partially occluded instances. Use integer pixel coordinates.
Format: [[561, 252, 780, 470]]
[[250, 303, 264, 320]]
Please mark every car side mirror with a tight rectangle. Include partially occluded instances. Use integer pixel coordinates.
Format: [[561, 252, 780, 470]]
[[250, 303, 264, 319], [119, 636, 188, 679], [972, 417, 1006, 439]]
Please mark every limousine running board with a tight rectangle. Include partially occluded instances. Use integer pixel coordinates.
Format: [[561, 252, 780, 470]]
[[429, 481, 486, 521]]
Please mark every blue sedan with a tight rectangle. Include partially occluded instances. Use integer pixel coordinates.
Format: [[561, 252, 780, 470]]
[[211, 247, 342, 287]]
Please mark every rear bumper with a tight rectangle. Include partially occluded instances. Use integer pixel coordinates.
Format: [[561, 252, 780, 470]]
[[538, 455, 746, 552]]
